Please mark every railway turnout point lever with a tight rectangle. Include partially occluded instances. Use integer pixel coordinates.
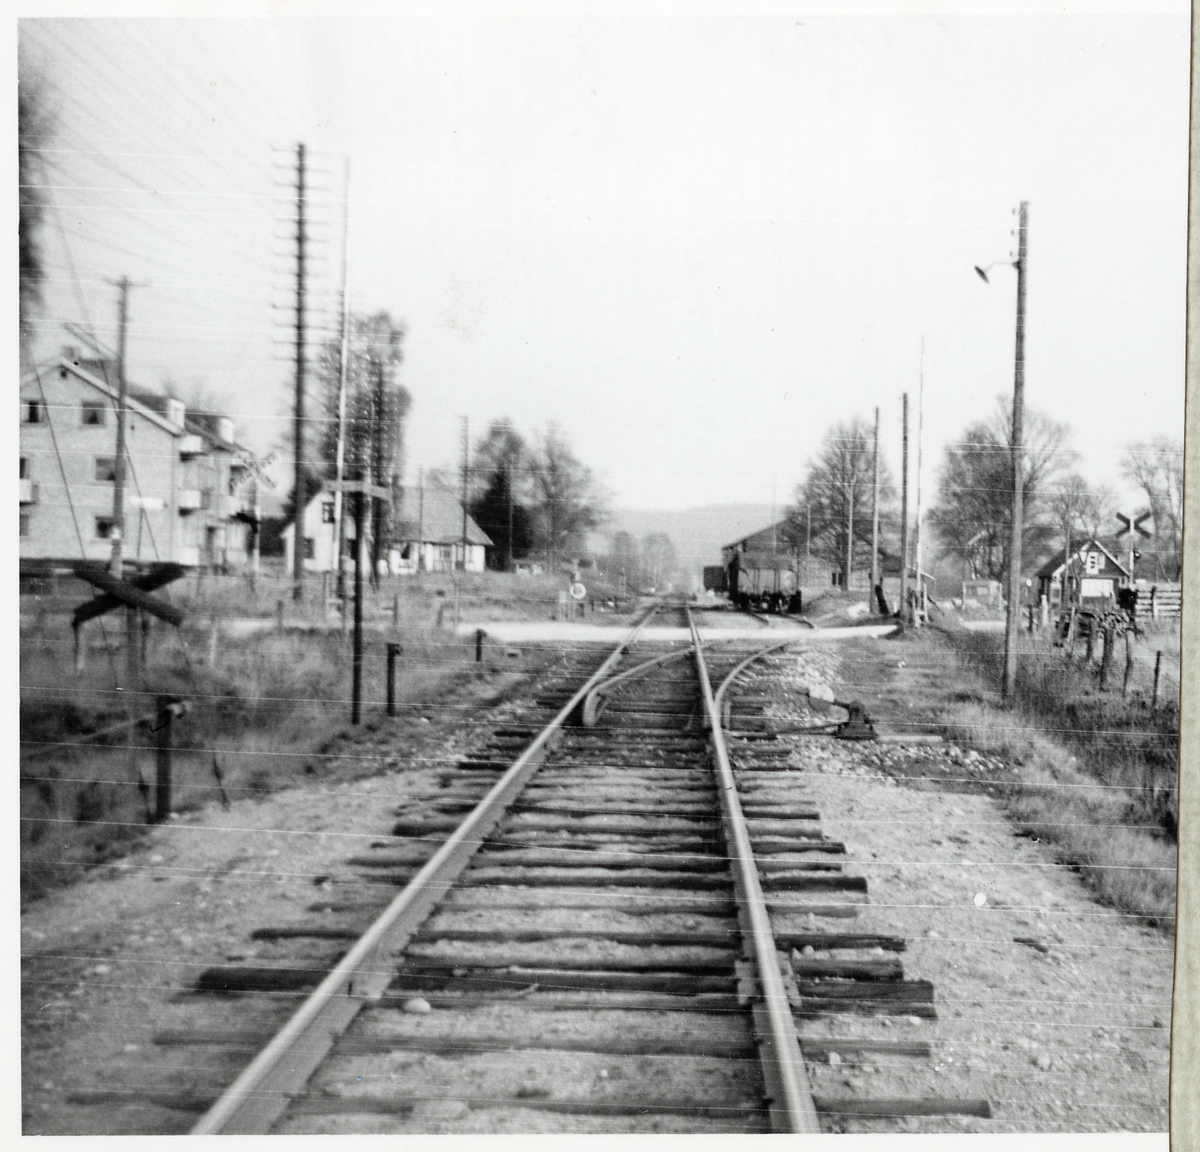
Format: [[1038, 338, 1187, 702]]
[[803, 684, 878, 741]]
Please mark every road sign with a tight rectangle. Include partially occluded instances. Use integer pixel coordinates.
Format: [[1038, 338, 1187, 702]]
[[1115, 512, 1153, 539], [569, 581, 587, 602]]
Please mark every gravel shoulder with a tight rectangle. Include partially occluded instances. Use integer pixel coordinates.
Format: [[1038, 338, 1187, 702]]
[[767, 636, 1172, 1133]]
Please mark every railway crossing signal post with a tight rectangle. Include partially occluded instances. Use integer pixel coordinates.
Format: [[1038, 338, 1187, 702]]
[[1115, 511, 1153, 584]]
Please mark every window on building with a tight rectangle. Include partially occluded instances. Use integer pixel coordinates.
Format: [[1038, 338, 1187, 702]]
[[321, 501, 335, 524], [23, 400, 42, 424], [95, 516, 116, 539], [303, 537, 316, 560], [19, 457, 28, 479], [95, 457, 117, 482], [19, 511, 30, 537], [81, 401, 107, 426]]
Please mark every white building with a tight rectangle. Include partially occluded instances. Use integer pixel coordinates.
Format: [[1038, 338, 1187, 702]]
[[282, 481, 492, 575], [19, 353, 254, 570]]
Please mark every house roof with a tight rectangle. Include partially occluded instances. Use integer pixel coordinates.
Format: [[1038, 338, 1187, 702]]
[[22, 358, 182, 436], [723, 518, 798, 554], [1035, 539, 1130, 582], [393, 483, 493, 546], [288, 483, 493, 547]]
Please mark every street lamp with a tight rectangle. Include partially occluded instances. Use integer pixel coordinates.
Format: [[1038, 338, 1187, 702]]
[[974, 201, 1029, 701]]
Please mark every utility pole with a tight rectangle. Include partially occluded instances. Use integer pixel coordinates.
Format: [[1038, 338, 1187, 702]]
[[844, 478, 854, 594], [292, 142, 308, 602], [506, 450, 515, 573], [333, 157, 351, 609], [1003, 202, 1029, 700], [417, 466, 425, 578], [900, 392, 910, 622], [914, 338, 926, 626], [870, 406, 880, 595], [105, 275, 146, 681], [460, 417, 469, 571], [372, 351, 386, 582], [805, 503, 811, 579]]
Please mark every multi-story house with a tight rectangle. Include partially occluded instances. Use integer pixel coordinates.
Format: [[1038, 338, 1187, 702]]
[[19, 352, 254, 571]]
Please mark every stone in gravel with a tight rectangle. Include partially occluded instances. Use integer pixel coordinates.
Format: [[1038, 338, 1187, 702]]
[[1035, 1053, 1053, 1070], [402, 997, 432, 1014], [90, 964, 110, 976], [974, 893, 987, 906], [827, 1051, 842, 1066]]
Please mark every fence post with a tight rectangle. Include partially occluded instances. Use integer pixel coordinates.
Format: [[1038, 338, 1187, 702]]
[[393, 594, 400, 628], [1065, 608, 1077, 658], [1122, 631, 1133, 698], [475, 628, 486, 663], [154, 696, 173, 823], [1085, 621, 1094, 665], [276, 598, 285, 634], [1099, 624, 1114, 691], [386, 642, 401, 716], [1152, 650, 1163, 713], [1151, 586, 1158, 622]]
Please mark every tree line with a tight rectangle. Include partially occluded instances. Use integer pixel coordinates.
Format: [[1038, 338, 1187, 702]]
[[786, 397, 1184, 587], [465, 418, 609, 570], [285, 315, 610, 572]]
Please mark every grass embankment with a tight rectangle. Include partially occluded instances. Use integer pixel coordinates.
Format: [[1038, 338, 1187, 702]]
[[19, 568, 590, 902], [935, 617, 1179, 927]]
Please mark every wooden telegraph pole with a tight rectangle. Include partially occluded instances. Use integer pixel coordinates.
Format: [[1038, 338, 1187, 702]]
[[899, 392, 910, 622], [460, 417, 469, 571], [870, 406, 880, 596], [292, 142, 308, 602], [104, 275, 146, 680], [1002, 202, 1029, 700]]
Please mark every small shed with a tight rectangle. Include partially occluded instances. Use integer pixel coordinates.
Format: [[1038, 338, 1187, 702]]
[[1036, 539, 1129, 609], [961, 578, 1002, 607]]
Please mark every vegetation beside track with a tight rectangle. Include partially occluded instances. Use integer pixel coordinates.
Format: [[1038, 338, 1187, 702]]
[[19, 570, 610, 902], [858, 619, 1178, 928]]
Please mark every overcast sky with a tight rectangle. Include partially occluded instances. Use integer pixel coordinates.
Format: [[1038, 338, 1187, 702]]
[[18, 7, 1189, 516]]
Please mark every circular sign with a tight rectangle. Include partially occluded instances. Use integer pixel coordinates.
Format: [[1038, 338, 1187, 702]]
[[569, 581, 587, 602]]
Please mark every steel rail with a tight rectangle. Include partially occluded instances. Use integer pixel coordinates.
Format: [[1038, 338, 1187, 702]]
[[686, 610, 820, 1133], [579, 643, 694, 726], [713, 637, 803, 729], [191, 605, 662, 1135]]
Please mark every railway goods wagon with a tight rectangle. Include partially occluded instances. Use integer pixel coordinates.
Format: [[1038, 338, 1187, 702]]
[[725, 552, 802, 614]]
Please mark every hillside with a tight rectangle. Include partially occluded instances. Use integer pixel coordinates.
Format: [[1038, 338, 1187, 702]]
[[599, 503, 780, 583]]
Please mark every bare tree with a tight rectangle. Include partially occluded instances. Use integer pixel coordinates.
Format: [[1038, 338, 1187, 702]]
[[18, 61, 53, 332], [528, 424, 608, 567], [1122, 438, 1184, 580], [789, 416, 891, 587], [315, 311, 411, 570], [931, 397, 1074, 580]]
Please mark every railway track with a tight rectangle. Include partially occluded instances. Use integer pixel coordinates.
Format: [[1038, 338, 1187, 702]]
[[137, 600, 993, 1134]]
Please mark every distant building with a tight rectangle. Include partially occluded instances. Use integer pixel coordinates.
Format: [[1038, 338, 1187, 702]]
[[961, 577, 1002, 607], [1035, 539, 1130, 609], [19, 354, 254, 570], [281, 481, 492, 575]]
